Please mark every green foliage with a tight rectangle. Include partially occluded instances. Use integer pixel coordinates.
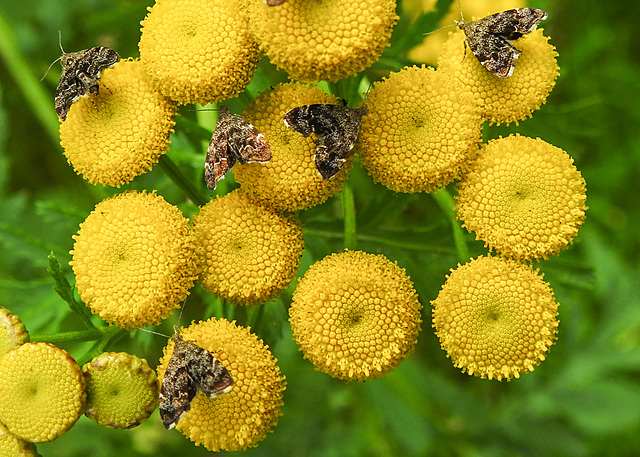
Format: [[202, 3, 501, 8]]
[[0, 0, 639, 456]]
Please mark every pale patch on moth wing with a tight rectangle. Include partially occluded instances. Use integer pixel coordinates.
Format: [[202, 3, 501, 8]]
[[204, 106, 271, 190]]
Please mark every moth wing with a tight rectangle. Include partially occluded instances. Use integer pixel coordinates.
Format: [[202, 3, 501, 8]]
[[159, 338, 199, 430], [284, 104, 341, 137], [314, 134, 349, 180], [192, 356, 234, 398], [226, 122, 272, 165], [466, 32, 519, 78], [312, 107, 365, 180], [481, 8, 548, 39], [204, 128, 237, 190]]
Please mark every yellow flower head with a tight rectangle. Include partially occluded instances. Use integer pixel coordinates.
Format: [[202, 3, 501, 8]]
[[455, 135, 587, 261], [235, 83, 349, 211], [139, 0, 260, 105], [0, 421, 40, 457], [432, 256, 559, 381], [437, 28, 558, 125], [157, 319, 285, 451], [0, 343, 85, 442], [193, 190, 304, 305], [0, 307, 29, 357], [60, 59, 177, 187], [82, 352, 158, 429], [290, 250, 422, 381], [359, 65, 482, 193], [244, 0, 397, 82], [70, 191, 198, 330]]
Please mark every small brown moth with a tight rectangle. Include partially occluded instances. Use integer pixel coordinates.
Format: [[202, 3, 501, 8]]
[[283, 104, 367, 180], [55, 45, 120, 121], [204, 106, 272, 190], [159, 332, 234, 430], [456, 8, 548, 78]]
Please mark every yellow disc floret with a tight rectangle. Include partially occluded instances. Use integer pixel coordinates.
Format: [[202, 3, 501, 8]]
[[438, 28, 559, 125], [193, 190, 304, 305], [70, 191, 198, 329], [432, 256, 559, 381], [359, 65, 482, 193], [0, 307, 28, 357], [455, 135, 587, 261], [290, 250, 422, 381], [60, 59, 177, 187], [157, 319, 285, 451], [235, 83, 349, 211], [139, 0, 260, 105], [82, 352, 158, 429], [0, 343, 85, 442], [244, 0, 397, 82]]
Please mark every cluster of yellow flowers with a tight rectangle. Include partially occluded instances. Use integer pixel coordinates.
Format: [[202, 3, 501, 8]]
[[4, 0, 589, 453]]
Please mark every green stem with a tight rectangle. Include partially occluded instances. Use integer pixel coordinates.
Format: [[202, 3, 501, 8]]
[[342, 180, 357, 250], [30, 328, 111, 344], [432, 189, 470, 262], [0, 13, 60, 145], [158, 154, 208, 207]]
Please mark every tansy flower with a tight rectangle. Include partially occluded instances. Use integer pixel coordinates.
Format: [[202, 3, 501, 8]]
[[0, 421, 39, 457], [139, 0, 260, 105], [407, 0, 526, 65], [82, 352, 158, 429], [0, 343, 85, 442], [244, 0, 397, 82], [192, 190, 304, 305], [432, 256, 559, 380], [0, 307, 29, 357], [235, 83, 349, 211], [437, 28, 558, 125], [157, 319, 285, 451], [60, 59, 177, 187], [289, 250, 422, 381], [70, 191, 198, 330], [359, 65, 482, 193], [455, 135, 587, 261]]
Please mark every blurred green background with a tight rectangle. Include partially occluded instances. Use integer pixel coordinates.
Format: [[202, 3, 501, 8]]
[[0, 0, 639, 456]]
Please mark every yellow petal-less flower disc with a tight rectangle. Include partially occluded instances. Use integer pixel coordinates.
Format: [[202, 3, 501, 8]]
[[82, 352, 158, 429], [157, 319, 285, 451], [437, 28, 559, 125], [139, 0, 259, 105], [0, 307, 28, 357], [193, 190, 304, 305], [70, 191, 198, 330], [60, 59, 177, 187], [0, 343, 85, 442], [432, 256, 559, 381], [235, 83, 350, 211], [0, 422, 40, 457], [290, 250, 422, 381], [359, 65, 482, 193], [455, 135, 587, 261], [244, 0, 397, 82]]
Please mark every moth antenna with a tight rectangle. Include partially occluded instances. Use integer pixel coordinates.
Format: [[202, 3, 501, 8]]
[[423, 23, 457, 36], [176, 297, 188, 327], [139, 328, 170, 339], [40, 31, 65, 81], [458, 0, 464, 22], [58, 30, 65, 54]]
